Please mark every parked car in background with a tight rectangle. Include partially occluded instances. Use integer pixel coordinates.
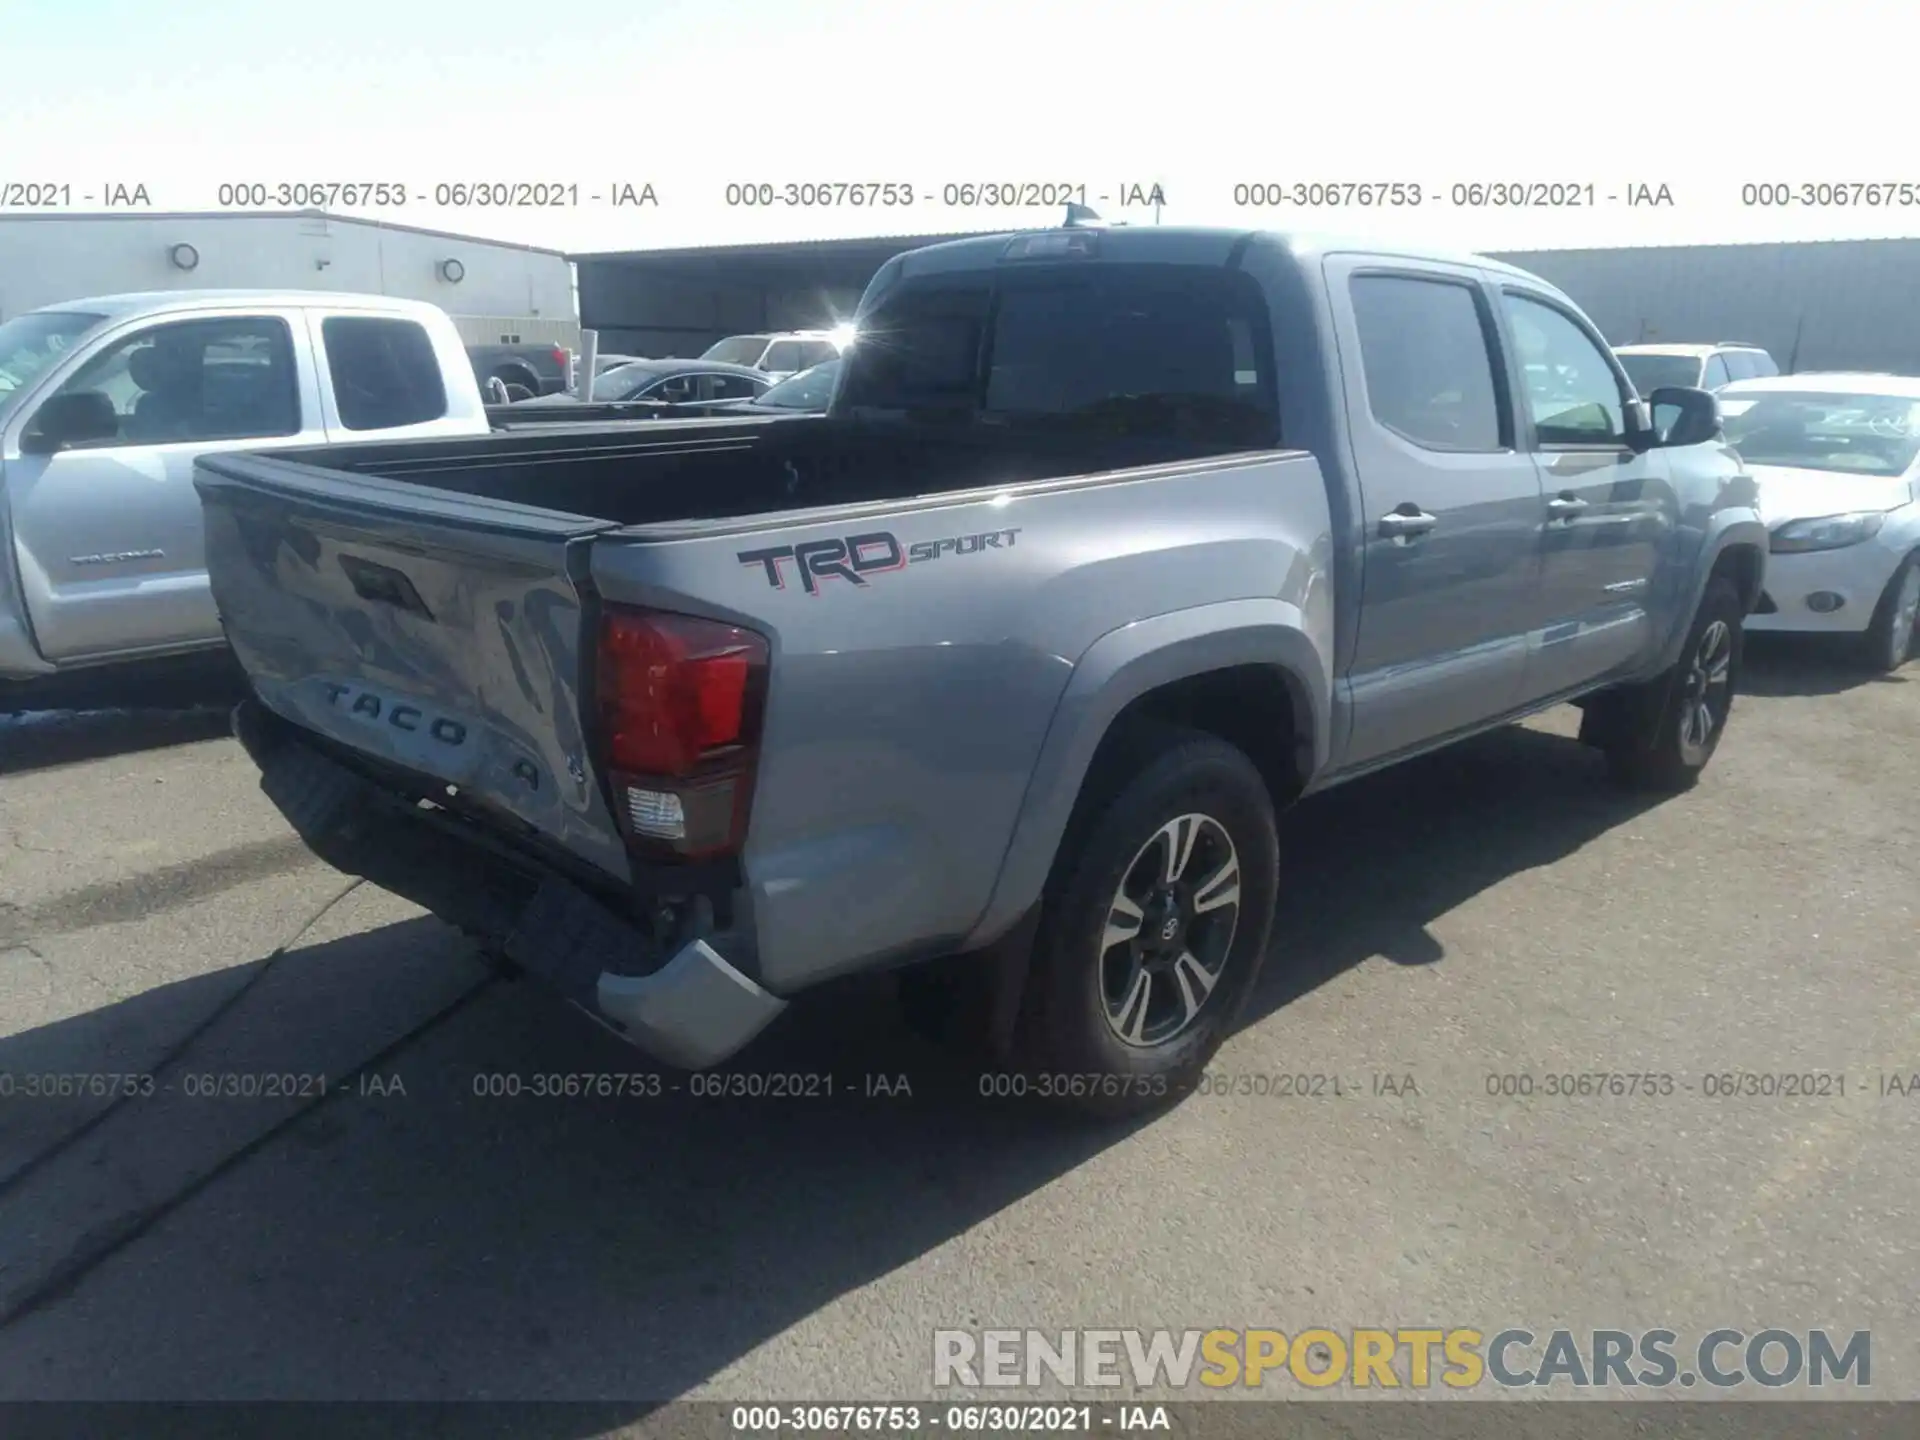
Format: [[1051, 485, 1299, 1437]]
[[467, 339, 575, 398], [515, 358, 772, 407], [197, 222, 1763, 1116], [557, 354, 648, 403], [1616, 342, 1779, 396], [706, 356, 840, 414], [1, 292, 682, 701], [1718, 372, 1920, 671], [698, 330, 844, 380], [0, 291, 500, 696]]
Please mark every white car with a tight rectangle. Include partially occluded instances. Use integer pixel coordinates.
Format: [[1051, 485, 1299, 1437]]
[[1616, 342, 1779, 395], [1718, 372, 1920, 671], [697, 329, 847, 381]]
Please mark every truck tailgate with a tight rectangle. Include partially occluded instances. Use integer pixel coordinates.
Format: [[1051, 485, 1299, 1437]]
[[194, 451, 634, 883]]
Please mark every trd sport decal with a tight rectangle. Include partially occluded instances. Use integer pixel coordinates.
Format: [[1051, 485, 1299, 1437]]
[[738, 527, 1021, 595]]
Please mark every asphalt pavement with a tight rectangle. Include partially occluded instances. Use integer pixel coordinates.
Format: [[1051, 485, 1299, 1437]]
[[0, 638, 1915, 1422]]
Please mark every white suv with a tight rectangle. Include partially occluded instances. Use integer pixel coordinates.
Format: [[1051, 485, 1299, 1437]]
[[698, 330, 843, 381], [1615, 342, 1779, 395]]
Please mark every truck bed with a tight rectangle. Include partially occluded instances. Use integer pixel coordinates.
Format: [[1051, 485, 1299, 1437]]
[[225, 411, 1277, 532], [194, 405, 1329, 1026], [483, 399, 761, 430]]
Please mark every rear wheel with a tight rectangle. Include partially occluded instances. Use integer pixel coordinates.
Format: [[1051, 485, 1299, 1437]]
[[1016, 728, 1279, 1118], [1861, 552, 1920, 674], [1596, 575, 1744, 792]]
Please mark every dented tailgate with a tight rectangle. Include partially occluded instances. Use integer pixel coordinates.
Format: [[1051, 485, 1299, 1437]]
[[193, 450, 633, 882]]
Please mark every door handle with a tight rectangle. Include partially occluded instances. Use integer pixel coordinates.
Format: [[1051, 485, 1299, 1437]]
[[1547, 495, 1589, 520], [1378, 507, 1438, 542]]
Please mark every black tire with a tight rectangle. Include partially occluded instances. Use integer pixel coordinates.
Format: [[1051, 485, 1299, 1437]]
[[1015, 727, 1279, 1119], [492, 366, 538, 395], [1860, 551, 1920, 674], [1599, 575, 1744, 792]]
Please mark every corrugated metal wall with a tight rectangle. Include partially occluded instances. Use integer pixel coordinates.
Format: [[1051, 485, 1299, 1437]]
[[1492, 240, 1920, 375], [447, 314, 581, 349], [575, 258, 876, 358], [574, 268, 860, 358]]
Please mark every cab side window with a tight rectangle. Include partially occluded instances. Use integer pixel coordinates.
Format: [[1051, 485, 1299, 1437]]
[[1501, 293, 1627, 445], [43, 316, 300, 447], [1703, 355, 1733, 388]]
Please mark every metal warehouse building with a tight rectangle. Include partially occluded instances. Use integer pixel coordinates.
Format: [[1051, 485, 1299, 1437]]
[[574, 232, 1920, 375], [572, 232, 968, 359], [1500, 238, 1920, 375], [0, 210, 580, 349]]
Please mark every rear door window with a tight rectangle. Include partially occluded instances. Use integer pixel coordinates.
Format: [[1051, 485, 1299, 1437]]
[[320, 317, 448, 430], [1348, 274, 1504, 451]]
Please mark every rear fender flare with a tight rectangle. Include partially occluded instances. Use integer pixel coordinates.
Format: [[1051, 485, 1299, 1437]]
[[959, 597, 1330, 951]]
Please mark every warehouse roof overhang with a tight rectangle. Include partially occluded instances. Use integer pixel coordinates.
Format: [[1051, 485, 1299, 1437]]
[[0, 208, 570, 256], [567, 230, 1003, 285]]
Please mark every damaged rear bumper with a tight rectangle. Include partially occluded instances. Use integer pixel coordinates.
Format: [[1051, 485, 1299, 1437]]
[[232, 698, 785, 1069]]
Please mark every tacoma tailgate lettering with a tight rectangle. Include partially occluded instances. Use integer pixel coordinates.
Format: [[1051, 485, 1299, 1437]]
[[322, 682, 468, 746]]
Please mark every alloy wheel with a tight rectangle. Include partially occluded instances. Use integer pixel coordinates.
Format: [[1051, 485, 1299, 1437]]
[[1099, 813, 1242, 1048], [1678, 619, 1734, 764]]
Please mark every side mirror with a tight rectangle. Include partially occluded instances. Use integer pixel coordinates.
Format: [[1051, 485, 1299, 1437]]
[[1646, 385, 1721, 448], [20, 391, 120, 454]]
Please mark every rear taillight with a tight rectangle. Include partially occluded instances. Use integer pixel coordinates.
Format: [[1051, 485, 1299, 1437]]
[[596, 606, 769, 861]]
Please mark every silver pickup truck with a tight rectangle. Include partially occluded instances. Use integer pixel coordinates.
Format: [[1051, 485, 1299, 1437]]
[[0, 290, 699, 704], [197, 223, 1767, 1116], [0, 290, 503, 698]]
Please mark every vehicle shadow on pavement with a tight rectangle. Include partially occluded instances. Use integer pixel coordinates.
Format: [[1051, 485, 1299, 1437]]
[[1738, 633, 1910, 698], [0, 657, 245, 775], [0, 924, 1125, 1412], [1248, 719, 1666, 1020], [0, 720, 1668, 1416], [0, 705, 234, 776]]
